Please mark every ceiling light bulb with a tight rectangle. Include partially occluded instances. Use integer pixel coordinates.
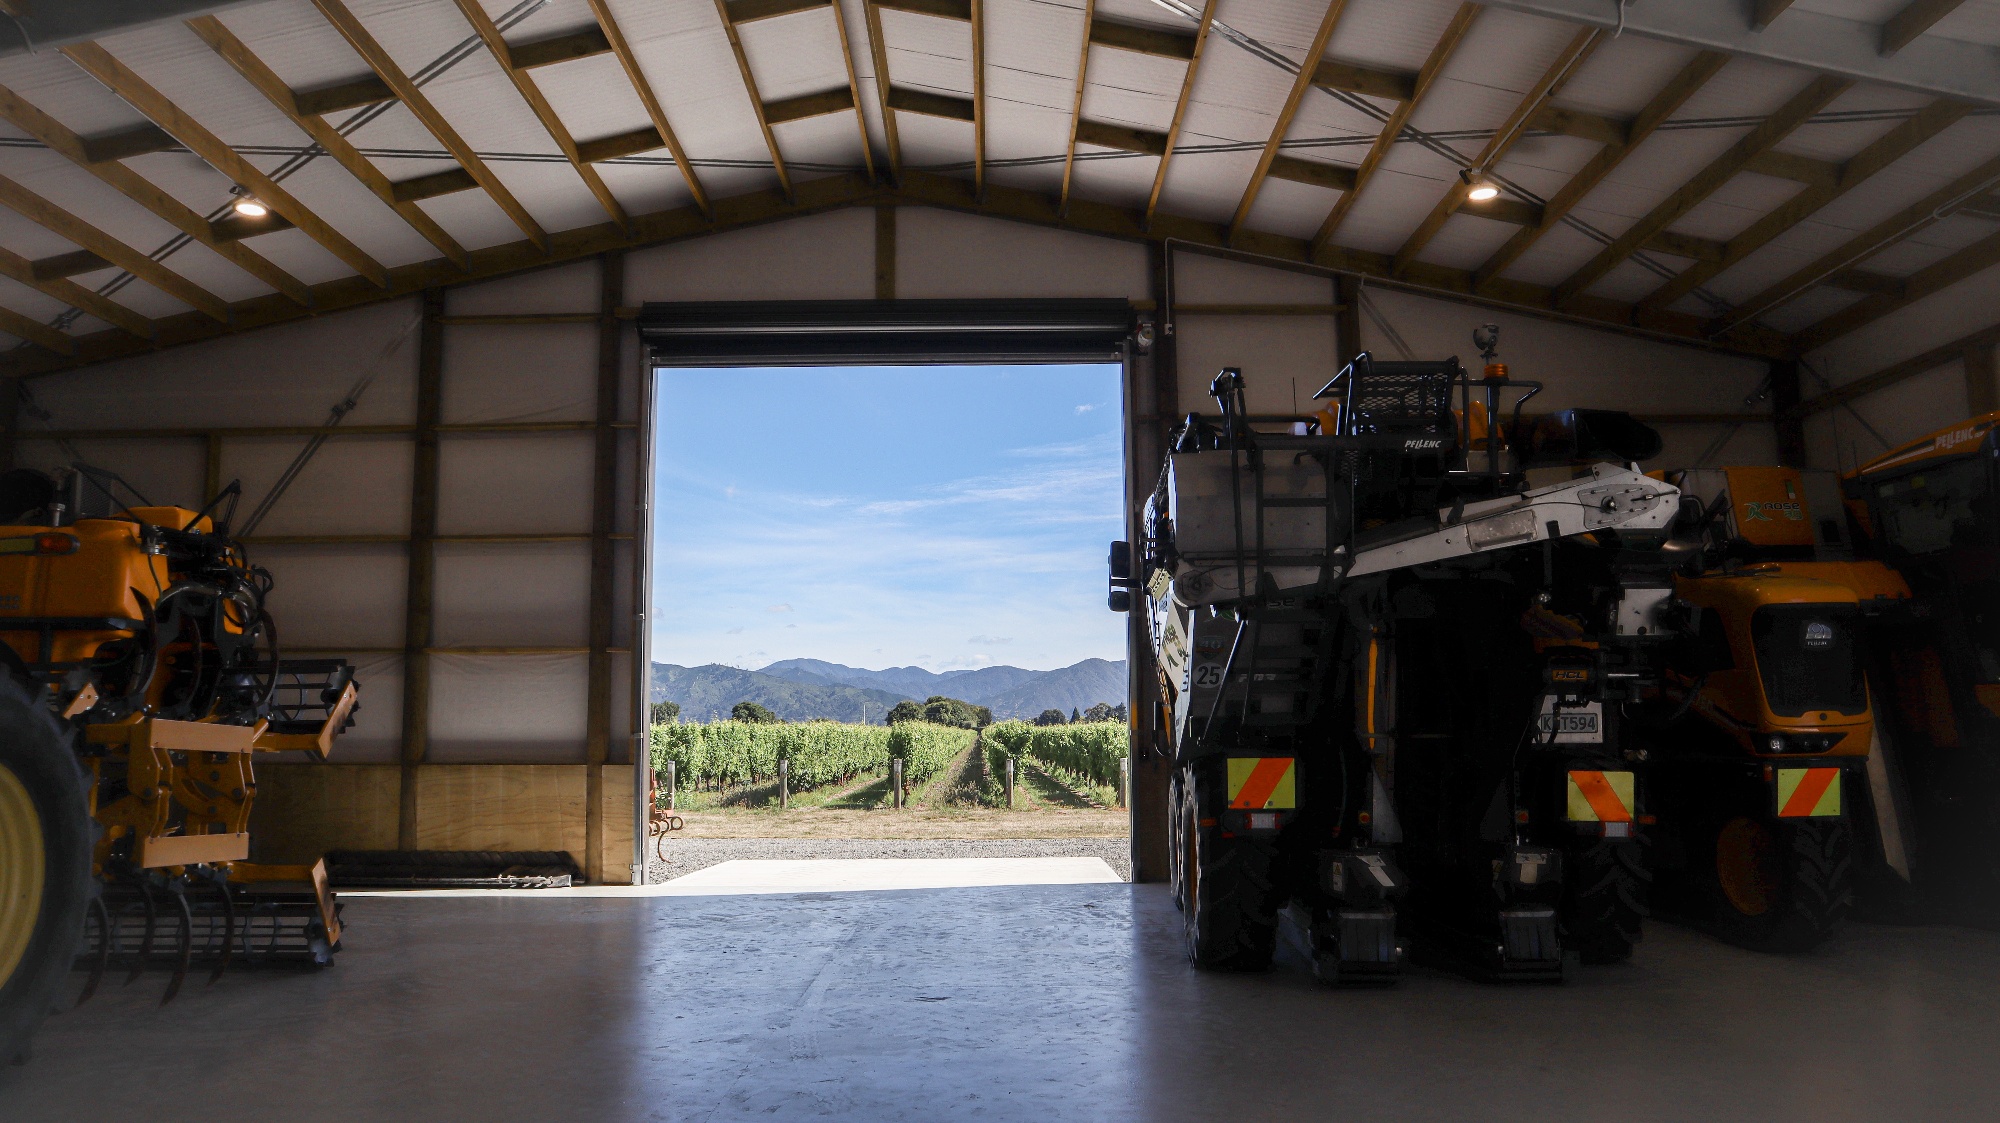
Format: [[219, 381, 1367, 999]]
[[233, 196, 268, 218], [1466, 181, 1500, 203]]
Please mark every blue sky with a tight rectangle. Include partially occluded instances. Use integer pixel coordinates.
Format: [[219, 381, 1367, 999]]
[[652, 364, 1127, 673]]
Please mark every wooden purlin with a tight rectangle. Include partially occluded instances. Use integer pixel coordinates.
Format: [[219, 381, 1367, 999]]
[[1228, 0, 1350, 242], [826, 0, 879, 183], [0, 172, 226, 321], [0, 161, 1810, 381], [1391, 26, 1602, 278], [1057, 0, 1099, 214], [713, 0, 795, 201], [1470, 50, 1728, 293], [187, 16, 471, 270], [862, 1, 904, 181], [0, 303, 76, 355], [1311, 3, 1478, 252], [311, 0, 549, 253], [1551, 74, 1852, 310], [1880, 0, 1969, 58], [59, 41, 390, 287], [1143, 0, 1217, 228], [971, 0, 986, 198], [1788, 320, 2000, 419], [1636, 97, 1974, 315], [1718, 150, 2000, 333], [586, 0, 711, 218], [0, 84, 311, 306], [450, 0, 630, 233], [0, 243, 155, 339], [399, 289, 445, 849], [1791, 227, 2000, 352]]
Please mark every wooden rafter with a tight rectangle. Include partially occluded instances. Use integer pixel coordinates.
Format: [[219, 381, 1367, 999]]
[[0, 171, 227, 321], [0, 302, 75, 355], [1551, 74, 1851, 309], [861, 0, 904, 181], [188, 16, 470, 270], [1636, 97, 1972, 315], [970, 0, 986, 198], [1312, 3, 1478, 253], [2, 162, 1799, 383], [1717, 150, 2000, 332], [711, 0, 794, 202], [1057, 0, 1098, 215], [825, 0, 879, 183], [449, 0, 629, 233], [311, 0, 548, 253], [1392, 26, 1601, 276], [1793, 227, 2000, 352], [1470, 51, 1725, 292], [584, 0, 710, 218], [1144, 0, 1217, 229], [1753, 0, 1799, 29], [0, 84, 308, 305], [1881, 0, 1968, 58], [60, 40, 390, 287], [1228, 0, 1349, 242], [1790, 319, 2000, 418], [0, 243, 154, 338]]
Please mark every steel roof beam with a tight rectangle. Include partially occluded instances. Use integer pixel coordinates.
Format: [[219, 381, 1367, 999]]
[[1468, 0, 2000, 107]]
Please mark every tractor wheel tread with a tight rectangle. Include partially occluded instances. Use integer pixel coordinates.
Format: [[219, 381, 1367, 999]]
[[1564, 836, 1647, 965]]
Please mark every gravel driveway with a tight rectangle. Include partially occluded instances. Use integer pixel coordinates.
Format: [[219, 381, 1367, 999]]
[[648, 837, 1132, 883]]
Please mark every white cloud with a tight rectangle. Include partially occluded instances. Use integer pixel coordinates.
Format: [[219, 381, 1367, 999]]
[[1075, 403, 1098, 414], [968, 635, 1011, 644], [725, 627, 744, 634], [767, 604, 793, 613]]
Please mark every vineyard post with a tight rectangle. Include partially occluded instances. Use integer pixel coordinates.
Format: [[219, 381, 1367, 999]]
[[665, 761, 675, 811], [1118, 758, 1128, 809], [1004, 758, 1015, 809], [892, 758, 904, 808], [778, 758, 789, 811]]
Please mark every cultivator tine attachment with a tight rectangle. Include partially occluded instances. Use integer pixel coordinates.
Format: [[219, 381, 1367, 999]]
[[82, 865, 341, 985], [126, 880, 158, 986], [77, 896, 111, 1006], [208, 877, 236, 985], [162, 890, 194, 1005]]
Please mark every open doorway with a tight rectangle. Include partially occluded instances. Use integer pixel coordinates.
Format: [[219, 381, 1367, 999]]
[[644, 360, 1135, 881]]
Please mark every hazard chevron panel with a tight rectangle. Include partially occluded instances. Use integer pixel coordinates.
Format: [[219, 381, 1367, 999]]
[[1565, 770, 1634, 823], [1776, 767, 1842, 818], [1227, 757, 1296, 809]]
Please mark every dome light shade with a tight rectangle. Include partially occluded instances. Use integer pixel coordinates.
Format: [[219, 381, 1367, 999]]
[[1460, 167, 1500, 203], [233, 196, 268, 218]]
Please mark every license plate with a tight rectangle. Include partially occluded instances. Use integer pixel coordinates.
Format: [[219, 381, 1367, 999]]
[[1536, 699, 1603, 744]]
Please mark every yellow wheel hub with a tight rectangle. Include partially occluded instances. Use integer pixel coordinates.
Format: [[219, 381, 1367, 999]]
[[0, 762, 47, 988], [1716, 816, 1780, 918]]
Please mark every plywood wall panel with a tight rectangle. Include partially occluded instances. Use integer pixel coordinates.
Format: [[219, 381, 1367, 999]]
[[249, 762, 400, 864]]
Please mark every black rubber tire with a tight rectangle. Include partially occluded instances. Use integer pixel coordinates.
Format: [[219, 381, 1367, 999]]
[[1710, 817, 1853, 952], [1167, 771, 1185, 912], [1180, 765, 1279, 971], [0, 679, 91, 1066], [1562, 834, 1650, 965]]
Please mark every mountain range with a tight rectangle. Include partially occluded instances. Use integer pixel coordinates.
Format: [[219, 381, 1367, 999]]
[[651, 657, 1128, 723]]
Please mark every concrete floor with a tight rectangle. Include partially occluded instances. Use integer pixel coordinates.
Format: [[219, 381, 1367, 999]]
[[7, 860, 2000, 1122]]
